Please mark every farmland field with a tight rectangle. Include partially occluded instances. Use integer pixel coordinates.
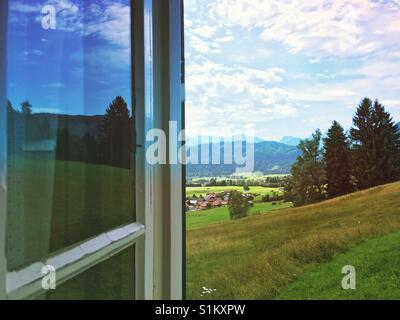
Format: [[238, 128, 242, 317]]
[[186, 201, 292, 230], [186, 186, 282, 198], [189, 173, 289, 181], [187, 181, 400, 299]]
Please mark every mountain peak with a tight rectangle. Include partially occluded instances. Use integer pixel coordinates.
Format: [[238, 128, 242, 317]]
[[279, 136, 302, 147]]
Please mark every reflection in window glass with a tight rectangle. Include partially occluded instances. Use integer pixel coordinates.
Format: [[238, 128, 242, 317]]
[[46, 246, 135, 300], [6, 0, 135, 270]]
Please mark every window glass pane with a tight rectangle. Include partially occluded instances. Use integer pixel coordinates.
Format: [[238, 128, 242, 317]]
[[46, 246, 135, 300], [6, 0, 135, 270]]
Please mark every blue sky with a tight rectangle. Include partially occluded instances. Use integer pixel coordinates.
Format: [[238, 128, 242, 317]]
[[6, 0, 400, 141], [184, 0, 400, 140], [7, 0, 131, 116]]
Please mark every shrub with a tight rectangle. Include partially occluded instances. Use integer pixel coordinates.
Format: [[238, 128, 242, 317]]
[[261, 194, 270, 202], [228, 190, 250, 220]]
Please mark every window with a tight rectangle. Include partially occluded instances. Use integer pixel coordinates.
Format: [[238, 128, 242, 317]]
[[6, 0, 135, 271], [0, 0, 184, 300]]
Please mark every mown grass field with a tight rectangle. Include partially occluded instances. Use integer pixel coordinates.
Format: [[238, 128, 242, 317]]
[[187, 202, 293, 230], [8, 156, 135, 299], [8, 156, 134, 267], [186, 186, 281, 198], [279, 232, 400, 300], [187, 181, 400, 299]]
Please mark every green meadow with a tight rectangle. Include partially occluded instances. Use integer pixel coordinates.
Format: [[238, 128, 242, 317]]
[[7, 156, 134, 265], [5, 156, 136, 299], [187, 182, 400, 299], [186, 201, 292, 230], [279, 231, 400, 300]]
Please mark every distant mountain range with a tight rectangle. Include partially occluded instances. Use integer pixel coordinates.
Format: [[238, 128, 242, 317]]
[[279, 136, 302, 146], [185, 136, 264, 146], [10, 110, 399, 178], [186, 140, 300, 177]]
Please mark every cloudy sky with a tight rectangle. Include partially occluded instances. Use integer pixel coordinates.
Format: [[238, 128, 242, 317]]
[[8, 0, 131, 116], [7, 0, 400, 142], [184, 0, 400, 141]]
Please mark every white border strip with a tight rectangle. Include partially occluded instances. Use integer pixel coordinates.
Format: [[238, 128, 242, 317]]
[[0, 0, 8, 301], [7, 223, 145, 300]]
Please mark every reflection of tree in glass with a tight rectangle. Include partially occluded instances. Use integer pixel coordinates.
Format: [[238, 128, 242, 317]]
[[20, 100, 32, 115], [82, 133, 100, 164], [56, 128, 71, 161], [101, 96, 133, 169], [7, 99, 14, 114]]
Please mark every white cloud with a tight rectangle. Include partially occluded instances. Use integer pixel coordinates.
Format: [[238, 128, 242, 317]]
[[188, 34, 221, 54], [10, 3, 42, 13], [357, 61, 400, 79], [184, 0, 400, 139], [13, 1, 131, 52], [192, 25, 217, 38], [209, 0, 400, 58], [84, 3, 131, 49], [186, 59, 297, 137], [382, 99, 400, 108], [216, 35, 235, 43]]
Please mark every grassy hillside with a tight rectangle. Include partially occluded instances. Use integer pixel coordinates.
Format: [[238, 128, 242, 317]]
[[279, 232, 400, 300], [187, 182, 400, 299]]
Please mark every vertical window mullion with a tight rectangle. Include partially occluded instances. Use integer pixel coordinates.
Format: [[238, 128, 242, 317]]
[[133, 0, 151, 300], [143, 0, 157, 300], [168, 0, 184, 300]]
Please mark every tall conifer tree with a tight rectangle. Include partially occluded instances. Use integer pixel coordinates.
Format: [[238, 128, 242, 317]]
[[350, 98, 400, 188], [324, 121, 352, 198]]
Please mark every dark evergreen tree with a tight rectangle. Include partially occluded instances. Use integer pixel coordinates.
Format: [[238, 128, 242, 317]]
[[323, 121, 352, 198], [350, 98, 400, 189], [56, 128, 71, 161], [7, 99, 14, 114], [20, 100, 32, 115], [81, 133, 99, 164], [101, 96, 133, 168]]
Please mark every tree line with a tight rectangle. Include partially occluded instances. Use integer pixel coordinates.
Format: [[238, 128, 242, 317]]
[[7, 96, 134, 169], [285, 98, 400, 207], [56, 96, 134, 168], [191, 175, 288, 188]]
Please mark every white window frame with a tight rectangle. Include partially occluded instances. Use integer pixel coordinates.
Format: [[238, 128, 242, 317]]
[[0, 0, 184, 300]]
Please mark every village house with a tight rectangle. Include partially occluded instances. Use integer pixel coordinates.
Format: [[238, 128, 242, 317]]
[[187, 191, 256, 212]]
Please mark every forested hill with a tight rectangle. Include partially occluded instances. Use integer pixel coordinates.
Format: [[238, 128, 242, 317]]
[[186, 140, 300, 177]]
